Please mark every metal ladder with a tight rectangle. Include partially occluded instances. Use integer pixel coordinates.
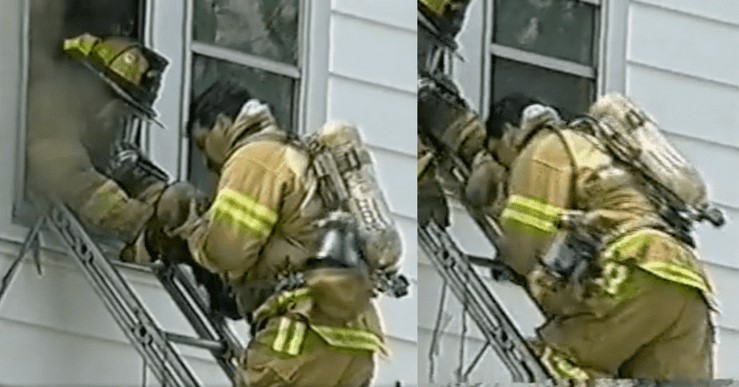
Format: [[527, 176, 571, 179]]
[[419, 221, 549, 383], [1, 201, 244, 386], [418, 138, 551, 383]]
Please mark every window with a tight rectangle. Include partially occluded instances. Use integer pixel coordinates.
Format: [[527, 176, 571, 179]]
[[15, 0, 146, 223], [185, 0, 305, 196], [486, 0, 603, 115]]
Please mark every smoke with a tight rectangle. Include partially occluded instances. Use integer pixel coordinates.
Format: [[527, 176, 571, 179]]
[[28, 0, 66, 83], [24, 0, 111, 200]]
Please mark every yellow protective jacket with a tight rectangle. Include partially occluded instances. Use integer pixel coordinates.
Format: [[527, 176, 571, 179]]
[[187, 112, 386, 359], [498, 124, 716, 381], [499, 125, 714, 296]]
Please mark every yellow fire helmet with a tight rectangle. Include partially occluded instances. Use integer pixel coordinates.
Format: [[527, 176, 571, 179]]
[[62, 33, 169, 123], [419, 0, 458, 17], [418, 0, 472, 52]]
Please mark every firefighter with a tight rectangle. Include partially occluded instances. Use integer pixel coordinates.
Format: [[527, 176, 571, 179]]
[[486, 95, 716, 382], [167, 80, 387, 387], [418, 0, 491, 228], [25, 33, 239, 318], [26, 33, 171, 249], [419, 0, 716, 382]]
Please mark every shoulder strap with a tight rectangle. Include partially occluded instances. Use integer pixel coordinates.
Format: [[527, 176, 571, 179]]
[[538, 126, 581, 211]]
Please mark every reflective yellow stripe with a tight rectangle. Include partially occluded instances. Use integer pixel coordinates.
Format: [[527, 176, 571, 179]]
[[287, 321, 306, 356], [271, 317, 307, 356], [211, 188, 278, 237], [541, 347, 589, 381], [271, 317, 291, 353], [269, 317, 384, 356], [220, 189, 278, 224], [640, 261, 710, 294], [253, 288, 312, 323], [598, 261, 630, 296], [501, 194, 563, 233], [604, 229, 711, 294], [500, 208, 558, 233], [88, 180, 128, 215], [602, 230, 651, 258], [276, 288, 311, 306], [311, 325, 388, 355]]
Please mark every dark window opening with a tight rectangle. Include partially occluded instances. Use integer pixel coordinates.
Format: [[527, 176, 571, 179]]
[[193, 0, 300, 65], [493, 0, 597, 66], [187, 0, 302, 198], [488, 0, 600, 124], [491, 57, 594, 115], [16, 0, 146, 227]]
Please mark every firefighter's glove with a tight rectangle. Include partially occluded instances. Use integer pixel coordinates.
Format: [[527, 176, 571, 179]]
[[144, 182, 209, 264], [418, 175, 450, 229], [488, 259, 526, 287], [106, 142, 169, 200], [191, 265, 242, 320], [464, 151, 507, 209]]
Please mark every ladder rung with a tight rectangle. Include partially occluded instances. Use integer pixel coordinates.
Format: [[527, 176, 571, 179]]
[[165, 332, 226, 352], [110, 260, 165, 273], [419, 222, 551, 382], [44, 203, 200, 386]]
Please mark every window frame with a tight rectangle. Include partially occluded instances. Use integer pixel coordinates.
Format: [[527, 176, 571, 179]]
[[485, 0, 603, 115], [176, 0, 330, 181], [12, 0, 32, 225], [9, 0, 330, 228], [457, 0, 628, 120], [12, 0, 151, 227]]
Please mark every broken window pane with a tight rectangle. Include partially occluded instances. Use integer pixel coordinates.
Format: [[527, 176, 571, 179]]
[[193, 0, 300, 65], [493, 0, 596, 66], [188, 54, 296, 196], [491, 57, 593, 115]]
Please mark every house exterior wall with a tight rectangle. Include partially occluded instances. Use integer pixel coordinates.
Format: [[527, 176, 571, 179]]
[[327, 0, 418, 384], [0, 0, 417, 385], [418, 0, 739, 383]]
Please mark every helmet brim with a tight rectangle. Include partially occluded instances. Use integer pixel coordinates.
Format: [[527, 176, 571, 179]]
[[80, 61, 165, 128]]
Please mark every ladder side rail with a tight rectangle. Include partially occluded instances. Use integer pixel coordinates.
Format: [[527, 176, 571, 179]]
[[418, 224, 530, 381], [169, 265, 245, 352], [46, 204, 201, 387], [155, 266, 241, 380], [419, 222, 551, 382]]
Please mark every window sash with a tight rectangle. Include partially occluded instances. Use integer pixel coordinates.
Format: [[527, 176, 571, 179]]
[[191, 41, 301, 79], [490, 43, 596, 79], [179, 0, 312, 181], [481, 0, 606, 117]]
